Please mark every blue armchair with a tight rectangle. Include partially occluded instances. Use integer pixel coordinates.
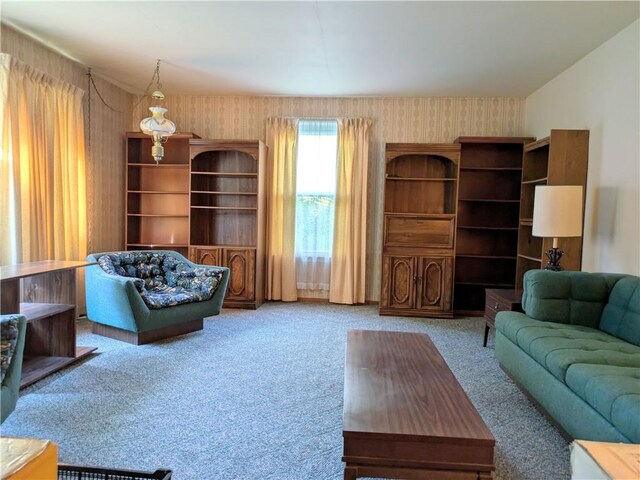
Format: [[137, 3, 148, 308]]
[[1, 314, 26, 423], [85, 250, 229, 345]]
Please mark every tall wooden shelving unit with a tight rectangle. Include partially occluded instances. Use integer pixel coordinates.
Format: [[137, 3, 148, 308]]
[[125, 133, 199, 257], [379, 144, 460, 318], [516, 130, 589, 289], [125, 134, 266, 309], [189, 140, 267, 309], [453, 137, 534, 315]]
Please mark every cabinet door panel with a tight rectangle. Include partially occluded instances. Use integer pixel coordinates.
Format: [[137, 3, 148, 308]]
[[190, 247, 222, 266], [416, 257, 453, 312], [224, 249, 255, 302], [381, 255, 415, 309]]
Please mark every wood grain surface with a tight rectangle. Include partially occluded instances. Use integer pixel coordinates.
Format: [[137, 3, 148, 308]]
[[0, 260, 95, 281], [344, 330, 494, 441], [343, 330, 494, 478]]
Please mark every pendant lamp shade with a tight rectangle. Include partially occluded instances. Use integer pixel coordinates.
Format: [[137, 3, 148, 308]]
[[139, 106, 176, 139]]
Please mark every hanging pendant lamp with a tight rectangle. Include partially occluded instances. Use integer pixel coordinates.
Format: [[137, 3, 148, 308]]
[[139, 60, 176, 165]]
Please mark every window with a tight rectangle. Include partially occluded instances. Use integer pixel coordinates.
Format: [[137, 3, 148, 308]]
[[294, 120, 338, 291]]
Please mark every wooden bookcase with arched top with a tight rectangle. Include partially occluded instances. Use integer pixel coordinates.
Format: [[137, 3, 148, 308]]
[[188, 140, 267, 309], [379, 143, 461, 318]]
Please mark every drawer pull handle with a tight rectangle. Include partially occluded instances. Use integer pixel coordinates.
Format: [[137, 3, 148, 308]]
[[494, 302, 500, 310]]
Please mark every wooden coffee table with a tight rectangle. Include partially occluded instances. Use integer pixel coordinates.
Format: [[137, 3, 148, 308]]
[[342, 330, 495, 480]]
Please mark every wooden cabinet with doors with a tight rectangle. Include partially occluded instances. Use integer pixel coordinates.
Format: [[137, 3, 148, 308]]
[[515, 130, 589, 289], [379, 143, 460, 318], [190, 246, 256, 304], [382, 255, 453, 313], [188, 140, 267, 309]]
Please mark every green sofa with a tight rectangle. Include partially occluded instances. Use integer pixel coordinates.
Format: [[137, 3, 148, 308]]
[[86, 251, 229, 345], [495, 270, 640, 443]]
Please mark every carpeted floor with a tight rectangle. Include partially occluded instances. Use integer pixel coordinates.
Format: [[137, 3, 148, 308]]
[[1, 303, 571, 479]]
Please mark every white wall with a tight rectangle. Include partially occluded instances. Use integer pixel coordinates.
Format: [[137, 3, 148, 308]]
[[525, 20, 640, 275]]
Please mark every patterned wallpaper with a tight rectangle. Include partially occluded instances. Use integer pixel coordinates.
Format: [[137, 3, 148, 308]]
[[134, 96, 526, 300], [1, 24, 526, 301], [2, 24, 133, 255]]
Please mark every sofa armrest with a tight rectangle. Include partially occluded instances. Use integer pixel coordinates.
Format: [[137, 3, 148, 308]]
[[522, 270, 624, 327]]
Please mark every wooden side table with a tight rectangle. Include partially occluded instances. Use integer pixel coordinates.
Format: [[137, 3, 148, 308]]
[[483, 289, 523, 347]]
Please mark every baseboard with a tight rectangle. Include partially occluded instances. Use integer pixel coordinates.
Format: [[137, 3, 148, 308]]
[[284, 298, 379, 305]]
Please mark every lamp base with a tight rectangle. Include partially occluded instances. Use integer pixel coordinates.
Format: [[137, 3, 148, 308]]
[[544, 247, 564, 271]]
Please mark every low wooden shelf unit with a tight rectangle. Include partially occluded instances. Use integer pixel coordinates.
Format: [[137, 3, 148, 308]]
[[0, 260, 96, 388]]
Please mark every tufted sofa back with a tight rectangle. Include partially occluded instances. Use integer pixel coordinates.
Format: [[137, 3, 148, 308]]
[[522, 270, 627, 329], [599, 276, 640, 346]]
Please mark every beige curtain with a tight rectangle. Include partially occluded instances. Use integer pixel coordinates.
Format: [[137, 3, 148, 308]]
[[330, 118, 372, 304], [265, 117, 298, 301], [0, 53, 87, 266]]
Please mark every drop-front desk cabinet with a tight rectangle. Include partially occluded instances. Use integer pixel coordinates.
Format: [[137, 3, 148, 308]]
[[379, 143, 460, 318]]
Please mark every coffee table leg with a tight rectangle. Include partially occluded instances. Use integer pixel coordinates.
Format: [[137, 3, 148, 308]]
[[344, 465, 358, 480], [483, 324, 490, 347]]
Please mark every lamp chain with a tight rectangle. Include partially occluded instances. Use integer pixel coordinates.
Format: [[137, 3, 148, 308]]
[[133, 59, 164, 108], [155, 59, 163, 91]]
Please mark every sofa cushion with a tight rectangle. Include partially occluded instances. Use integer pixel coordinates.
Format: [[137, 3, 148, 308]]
[[0, 316, 20, 384], [522, 270, 624, 328], [140, 284, 214, 309], [565, 364, 640, 443], [599, 276, 640, 347], [496, 314, 640, 382]]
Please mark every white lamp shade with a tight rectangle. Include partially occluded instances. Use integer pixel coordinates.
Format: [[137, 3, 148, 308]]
[[139, 106, 176, 137], [532, 185, 584, 238]]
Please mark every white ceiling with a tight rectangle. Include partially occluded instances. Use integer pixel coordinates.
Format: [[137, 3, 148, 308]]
[[2, 1, 639, 97]]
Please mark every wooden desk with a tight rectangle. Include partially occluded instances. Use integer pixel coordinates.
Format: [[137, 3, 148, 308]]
[[343, 330, 495, 480], [0, 260, 96, 388]]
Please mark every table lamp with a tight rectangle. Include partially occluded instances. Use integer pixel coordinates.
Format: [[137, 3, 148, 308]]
[[532, 185, 584, 271]]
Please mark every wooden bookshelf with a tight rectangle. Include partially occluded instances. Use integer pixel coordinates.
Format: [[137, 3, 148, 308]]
[[453, 137, 534, 315], [125, 133, 199, 258], [380, 143, 460, 319], [188, 140, 267, 309], [515, 130, 589, 289]]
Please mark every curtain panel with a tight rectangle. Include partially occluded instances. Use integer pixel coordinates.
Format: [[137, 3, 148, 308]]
[[0, 54, 87, 266], [264, 117, 298, 301], [330, 118, 372, 304]]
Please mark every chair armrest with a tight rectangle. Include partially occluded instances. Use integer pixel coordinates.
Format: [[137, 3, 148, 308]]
[[85, 265, 149, 331]]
